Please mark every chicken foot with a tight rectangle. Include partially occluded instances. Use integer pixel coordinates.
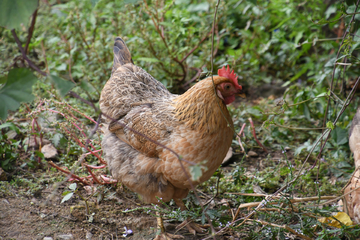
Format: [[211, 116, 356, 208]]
[[175, 218, 207, 235], [154, 211, 184, 240], [174, 199, 208, 235]]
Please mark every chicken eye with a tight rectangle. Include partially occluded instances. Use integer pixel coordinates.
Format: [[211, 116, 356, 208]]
[[225, 84, 231, 90]]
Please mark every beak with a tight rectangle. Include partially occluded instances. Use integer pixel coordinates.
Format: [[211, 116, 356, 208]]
[[237, 91, 246, 98]]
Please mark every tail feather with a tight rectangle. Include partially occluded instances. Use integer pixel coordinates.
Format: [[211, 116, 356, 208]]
[[112, 37, 133, 75], [350, 107, 360, 153], [350, 107, 360, 138]]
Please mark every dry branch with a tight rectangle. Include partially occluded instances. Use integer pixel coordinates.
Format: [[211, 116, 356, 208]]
[[236, 196, 338, 210], [246, 219, 312, 240]]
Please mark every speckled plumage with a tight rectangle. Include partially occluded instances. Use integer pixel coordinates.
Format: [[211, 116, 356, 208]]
[[100, 37, 236, 204], [345, 107, 360, 224], [349, 107, 360, 154]]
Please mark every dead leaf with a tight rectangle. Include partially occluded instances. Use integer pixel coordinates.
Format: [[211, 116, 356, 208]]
[[318, 212, 353, 228], [41, 144, 58, 159]]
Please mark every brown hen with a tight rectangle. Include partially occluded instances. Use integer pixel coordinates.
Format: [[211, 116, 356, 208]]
[[344, 107, 360, 223], [100, 37, 244, 239]]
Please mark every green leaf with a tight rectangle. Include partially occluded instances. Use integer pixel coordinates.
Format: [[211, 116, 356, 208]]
[[0, 0, 38, 30], [51, 133, 62, 147], [90, 0, 101, 7], [331, 127, 348, 146], [61, 192, 74, 203], [189, 160, 208, 181], [280, 166, 291, 176], [247, 108, 262, 118], [124, 0, 141, 4], [337, 161, 352, 169], [0, 68, 38, 120], [303, 104, 310, 120], [353, 28, 360, 42], [49, 75, 75, 98], [326, 121, 334, 130], [0, 76, 7, 84], [188, 2, 209, 12], [0, 122, 20, 134], [325, 6, 337, 19], [80, 80, 96, 93]]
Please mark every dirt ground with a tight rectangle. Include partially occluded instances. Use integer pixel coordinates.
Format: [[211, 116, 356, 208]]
[[0, 181, 195, 240], [0, 149, 274, 240]]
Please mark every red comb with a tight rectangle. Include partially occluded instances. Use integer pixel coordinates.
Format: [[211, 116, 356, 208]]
[[218, 65, 242, 89]]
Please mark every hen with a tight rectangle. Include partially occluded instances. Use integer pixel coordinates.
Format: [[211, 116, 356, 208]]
[[344, 107, 360, 223], [100, 37, 244, 239]]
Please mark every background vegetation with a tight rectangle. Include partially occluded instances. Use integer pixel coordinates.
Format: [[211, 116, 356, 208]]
[[1, 0, 360, 239]]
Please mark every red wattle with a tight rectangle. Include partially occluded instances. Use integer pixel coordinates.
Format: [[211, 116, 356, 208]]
[[224, 95, 235, 105]]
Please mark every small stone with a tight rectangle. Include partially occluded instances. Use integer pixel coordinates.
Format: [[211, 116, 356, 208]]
[[86, 231, 93, 240], [43, 237, 53, 240], [41, 144, 58, 159], [24, 136, 50, 148], [248, 151, 258, 157], [284, 146, 291, 151], [58, 234, 74, 240]]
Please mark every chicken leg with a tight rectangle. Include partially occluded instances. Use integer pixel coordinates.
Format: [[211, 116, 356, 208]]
[[174, 199, 208, 235], [154, 211, 184, 240]]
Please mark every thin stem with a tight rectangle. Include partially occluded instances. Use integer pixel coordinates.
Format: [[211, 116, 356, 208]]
[[272, 123, 325, 130], [24, 9, 38, 54], [11, 29, 47, 77]]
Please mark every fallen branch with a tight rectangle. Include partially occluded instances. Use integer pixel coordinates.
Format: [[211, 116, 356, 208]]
[[48, 161, 90, 185], [235, 195, 338, 210], [232, 195, 338, 223], [246, 219, 312, 240]]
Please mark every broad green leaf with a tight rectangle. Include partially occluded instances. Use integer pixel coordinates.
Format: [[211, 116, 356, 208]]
[[337, 161, 352, 169], [247, 108, 262, 118], [188, 2, 209, 12], [354, 28, 360, 42], [0, 122, 20, 134], [0, 68, 38, 120], [325, 6, 337, 19], [0, 0, 38, 30], [0, 76, 7, 84], [80, 80, 96, 93], [331, 127, 348, 146], [49, 75, 75, 98], [61, 192, 74, 203]]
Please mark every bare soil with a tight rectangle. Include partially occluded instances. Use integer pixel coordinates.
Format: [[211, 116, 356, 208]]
[[0, 148, 275, 240]]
